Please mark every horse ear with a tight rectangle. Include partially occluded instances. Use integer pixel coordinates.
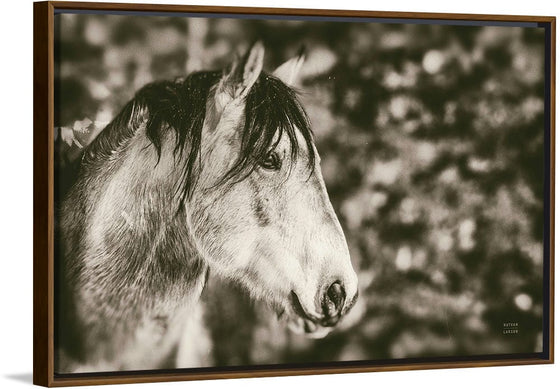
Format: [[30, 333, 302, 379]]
[[217, 42, 265, 104], [273, 49, 305, 86]]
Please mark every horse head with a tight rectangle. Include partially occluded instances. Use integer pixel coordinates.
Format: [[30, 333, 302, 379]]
[[186, 43, 359, 337]]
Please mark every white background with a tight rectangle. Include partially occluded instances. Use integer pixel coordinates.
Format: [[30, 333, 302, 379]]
[[0, 0, 557, 388]]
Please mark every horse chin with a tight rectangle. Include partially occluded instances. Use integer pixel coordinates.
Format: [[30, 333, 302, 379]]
[[287, 317, 333, 339]]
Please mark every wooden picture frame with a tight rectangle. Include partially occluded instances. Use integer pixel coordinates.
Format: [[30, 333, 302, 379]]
[[34, 1, 555, 386]]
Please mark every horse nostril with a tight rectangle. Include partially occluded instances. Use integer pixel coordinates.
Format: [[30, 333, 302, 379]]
[[322, 281, 346, 322]]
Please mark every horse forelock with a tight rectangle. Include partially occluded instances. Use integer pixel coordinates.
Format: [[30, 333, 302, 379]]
[[84, 69, 316, 205], [218, 73, 316, 186]]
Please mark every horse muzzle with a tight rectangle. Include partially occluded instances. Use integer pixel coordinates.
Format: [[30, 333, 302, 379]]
[[289, 280, 358, 336]]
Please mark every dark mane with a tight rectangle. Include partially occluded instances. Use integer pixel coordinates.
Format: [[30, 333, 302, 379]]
[[84, 70, 315, 202]]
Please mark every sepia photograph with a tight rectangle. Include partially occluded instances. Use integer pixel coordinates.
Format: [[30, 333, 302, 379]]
[[43, 4, 552, 381]]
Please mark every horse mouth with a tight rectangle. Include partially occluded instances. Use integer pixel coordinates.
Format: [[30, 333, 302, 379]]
[[289, 291, 328, 336]]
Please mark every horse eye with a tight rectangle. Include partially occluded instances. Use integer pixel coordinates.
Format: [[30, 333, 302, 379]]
[[259, 151, 281, 171]]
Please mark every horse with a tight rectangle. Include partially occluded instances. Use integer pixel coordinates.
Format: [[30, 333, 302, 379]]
[[55, 42, 359, 373]]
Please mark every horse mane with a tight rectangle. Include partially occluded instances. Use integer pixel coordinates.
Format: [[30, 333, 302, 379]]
[[82, 70, 316, 202]]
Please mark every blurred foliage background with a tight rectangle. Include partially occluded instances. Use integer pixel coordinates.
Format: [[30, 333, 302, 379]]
[[54, 13, 546, 367]]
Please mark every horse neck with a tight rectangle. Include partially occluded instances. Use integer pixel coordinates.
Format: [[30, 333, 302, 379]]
[[64, 128, 209, 324]]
